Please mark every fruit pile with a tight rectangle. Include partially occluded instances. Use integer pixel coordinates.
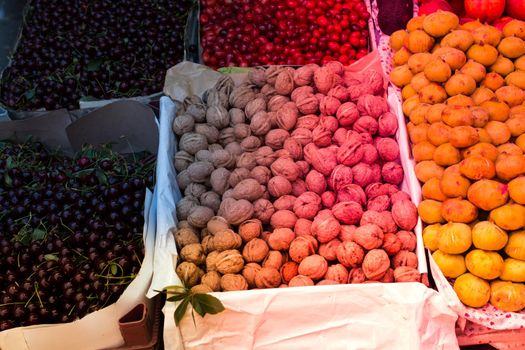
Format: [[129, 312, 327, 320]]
[[199, 0, 370, 68], [0, 0, 191, 111], [390, 12, 525, 312], [0, 141, 155, 331], [172, 60, 424, 292]]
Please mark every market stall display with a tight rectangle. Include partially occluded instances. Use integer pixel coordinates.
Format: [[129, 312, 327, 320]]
[[389, 11, 525, 313], [197, 0, 371, 68], [0, 0, 191, 111]]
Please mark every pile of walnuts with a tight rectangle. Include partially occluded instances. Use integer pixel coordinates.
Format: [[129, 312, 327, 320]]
[[173, 62, 422, 291]]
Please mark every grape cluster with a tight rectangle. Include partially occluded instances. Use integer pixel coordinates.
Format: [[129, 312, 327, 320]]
[[0, 141, 155, 331], [0, 0, 192, 111]]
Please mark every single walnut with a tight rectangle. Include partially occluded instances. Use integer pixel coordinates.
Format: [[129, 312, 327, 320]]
[[397, 231, 417, 252], [328, 165, 353, 192], [362, 249, 390, 281], [180, 243, 206, 265], [218, 198, 254, 225], [200, 191, 221, 213], [320, 95, 342, 116], [261, 83, 277, 98], [293, 192, 321, 219], [382, 233, 402, 256], [336, 241, 365, 268], [289, 235, 318, 263], [191, 284, 213, 293], [238, 218, 262, 242], [289, 129, 312, 149], [332, 128, 360, 147], [179, 132, 209, 156], [254, 146, 276, 167], [242, 263, 262, 288], [267, 227, 295, 252], [296, 115, 320, 130], [194, 123, 220, 144], [378, 112, 398, 137], [219, 127, 236, 146], [296, 94, 320, 115], [267, 95, 290, 112], [298, 254, 328, 280], [338, 225, 356, 242], [173, 227, 200, 248], [215, 249, 245, 274], [205, 105, 230, 130], [280, 261, 299, 283], [207, 216, 230, 235], [176, 170, 191, 190], [265, 129, 290, 150], [390, 190, 411, 203], [248, 67, 267, 87], [201, 271, 221, 291], [392, 200, 417, 231], [365, 183, 390, 199], [382, 162, 404, 185], [360, 144, 379, 165], [245, 97, 267, 120], [210, 168, 230, 195], [379, 268, 395, 283], [353, 224, 384, 250], [229, 108, 246, 125], [294, 64, 318, 86], [320, 191, 335, 209], [232, 178, 265, 201], [273, 195, 297, 211], [314, 66, 335, 94], [357, 95, 388, 119], [319, 239, 342, 261], [311, 214, 341, 243], [268, 176, 293, 197], [360, 211, 396, 234], [392, 250, 418, 269], [270, 210, 298, 230], [187, 206, 214, 229], [328, 85, 349, 102], [303, 143, 337, 176], [205, 250, 219, 270], [172, 114, 195, 136], [187, 161, 214, 183], [186, 104, 207, 123], [233, 123, 252, 141], [229, 85, 256, 109], [262, 250, 285, 269], [176, 196, 199, 221], [312, 125, 332, 147], [270, 158, 300, 182], [253, 199, 275, 224], [174, 151, 194, 172], [208, 143, 223, 152], [324, 263, 349, 284], [353, 116, 378, 135], [348, 267, 366, 283], [289, 275, 315, 287], [212, 229, 242, 251], [243, 238, 270, 263], [240, 136, 262, 152], [222, 189, 235, 200], [351, 163, 376, 188], [266, 66, 286, 85], [275, 67, 295, 95], [221, 274, 249, 291], [317, 279, 339, 285], [236, 152, 257, 170], [205, 89, 228, 109], [375, 138, 400, 162], [195, 150, 213, 163], [176, 262, 204, 287], [394, 266, 421, 282], [332, 201, 363, 225], [255, 267, 282, 288]]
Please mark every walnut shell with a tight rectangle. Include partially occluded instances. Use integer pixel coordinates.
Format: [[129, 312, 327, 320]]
[[218, 198, 255, 225], [265, 129, 291, 150], [311, 215, 341, 243], [172, 114, 195, 136], [268, 176, 293, 197], [394, 266, 421, 282], [250, 111, 272, 136], [236, 152, 257, 170], [336, 241, 365, 268], [357, 95, 388, 119], [174, 151, 194, 172], [207, 216, 230, 235], [205, 251, 219, 270], [268, 96, 290, 113], [298, 254, 328, 280], [268, 227, 296, 251], [179, 132, 208, 155], [280, 261, 299, 283], [291, 128, 313, 146], [215, 249, 245, 274], [219, 127, 236, 146], [183, 183, 206, 199], [194, 123, 220, 144], [325, 263, 349, 284], [186, 103, 207, 123], [362, 249, 390, 281], [221, 274, 249, 291], [173, 227, 200, 248], [348, 267, 366, 283], [195, 150, 213, 163], [314, 67, 335, 94], [242, 238, 270, 263], [270, 210, 298, 230], [294, 191, 322, 220], [353, 224, 385, 250], [201, 271, 221, 291], [261, 84, 277, 98], [254, 146, 276, 167], [275, 68, 295, 95], [262, 250, 285, 269], [232, 178, 265, 201], [250, 166, 271, 185], [210, 168, 230, 195], [233, 123, 252, 141], [208, 143, 223, 152], [187, 161, 214, 184], [205, 89, 229, 109], [276, 102, 299, 130], [253, 198, 275, 224], [229, 108, 246, 125], [180, 243, 206, 265], [294, 64, 318, 86], [245, 97, 267, 120], [392, 250, 418, 269], [289, 275, 315, 287], [255, 267, 282, 288], [289, 235, 318, 263], [200, 191, 221, 213], [270, 158, 301, 182], [187, 206, 214, 229], [319, 239, 341, 261], [266, 66, 286, 85], [176, 170, 191, 190], [212, 229, 242, 251], [176, 262, 204, 287], [248, 67, 267, 87], [229, 85, 256, 109], [242, 263, 262, 288], [240, 136, 262, 152], [176, 196, 199, 221]]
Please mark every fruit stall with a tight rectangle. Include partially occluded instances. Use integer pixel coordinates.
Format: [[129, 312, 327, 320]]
[[0, 0, 524, 349]]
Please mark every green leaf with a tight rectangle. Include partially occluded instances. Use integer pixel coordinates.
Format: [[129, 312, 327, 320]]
[[32, 228, 46, 240], [74, 168, 94, 177], [44, 254, 59, 262], [95, 169, 108, 186], [5, 156, 14, 170], [191, 296, 206, 318], [192, 294, 225, 315], [110, 264, 118, 275], [86, 59, 103, 72], [174, 298, 190, 326], [24, 88, 36, 101], [167, 293, 188, 302], [163, 285, 187, 292], [217, 67, 251, 74], [4, 173, 12, 187]]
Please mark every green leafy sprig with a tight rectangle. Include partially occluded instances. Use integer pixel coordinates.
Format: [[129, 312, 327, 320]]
[[159, 285, 225, 326]]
